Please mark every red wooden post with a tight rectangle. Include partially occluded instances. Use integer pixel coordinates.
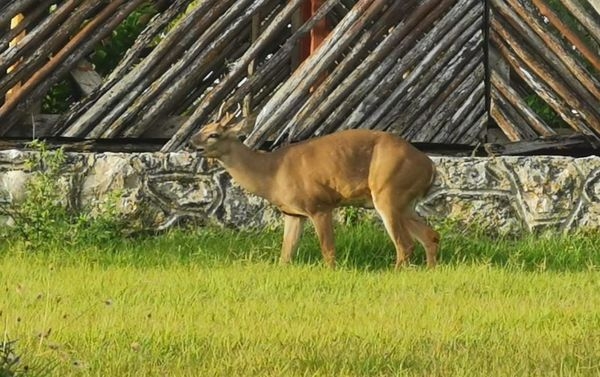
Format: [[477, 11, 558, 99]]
[[298, 0, 330, 62], [310, 0, 329, 53]]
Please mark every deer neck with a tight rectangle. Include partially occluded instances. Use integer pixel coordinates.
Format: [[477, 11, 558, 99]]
[[218, 140, 277, 200]]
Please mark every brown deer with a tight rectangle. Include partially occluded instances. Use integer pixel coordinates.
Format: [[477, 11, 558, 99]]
[[188, 113, 439, 268]]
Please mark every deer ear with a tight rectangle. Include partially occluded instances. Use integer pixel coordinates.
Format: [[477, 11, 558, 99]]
[[227, 115, 256, 138]]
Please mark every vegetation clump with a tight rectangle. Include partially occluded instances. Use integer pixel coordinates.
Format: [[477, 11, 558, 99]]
[[0, 141, 125, 251], [1, 337, 54, 377]]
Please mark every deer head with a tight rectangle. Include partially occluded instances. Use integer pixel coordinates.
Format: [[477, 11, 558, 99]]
[[188, 112, 254, 158]]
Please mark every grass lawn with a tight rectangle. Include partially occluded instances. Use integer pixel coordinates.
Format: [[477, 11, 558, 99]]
[[1, 222, 599, 376]]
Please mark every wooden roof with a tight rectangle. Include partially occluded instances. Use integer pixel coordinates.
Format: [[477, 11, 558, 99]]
[[0, 0, 599, 153]]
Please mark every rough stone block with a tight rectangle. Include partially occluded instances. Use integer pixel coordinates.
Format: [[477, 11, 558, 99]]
[[0, 151, 597, 233]]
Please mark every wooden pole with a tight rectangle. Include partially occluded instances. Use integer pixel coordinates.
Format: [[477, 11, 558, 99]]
[[246, 0, 386, 148], [0, 1, 102, 100], [58, 0, 224, 137], [243, 11, 261, 118], [0, 0, 147, 133], [161, 0, 316, 150], [5, 13, 25, 101]]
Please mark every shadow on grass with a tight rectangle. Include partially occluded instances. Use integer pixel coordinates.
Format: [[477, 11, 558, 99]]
[[259, 221, 599, 273], [1, 221, 598, 272]]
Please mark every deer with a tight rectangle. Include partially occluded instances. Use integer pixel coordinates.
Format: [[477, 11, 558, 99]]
[[188, 112, 440, 269]]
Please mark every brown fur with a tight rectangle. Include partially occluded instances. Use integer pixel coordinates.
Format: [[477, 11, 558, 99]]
[[189, 114, 440, 268]]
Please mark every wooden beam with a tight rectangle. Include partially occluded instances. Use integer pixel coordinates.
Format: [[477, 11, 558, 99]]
[[7, 114, 188, 139], [0, 0, 38, 32], [86, 0, 239, 138], [0, 0, 53, 54], [362, 0, 480, 134], [0, 0, 146, 134], [561, 0, 600, 46], [497, 0, 600, 111], [484, 134, 600, 156], [392, 20, 484, 139], [217, 0, 338, 130], [5, 13, 25, 101], [292, 0, 452, 141], [0, 1, 102, 101], [492, 20, 600, 136], [52, 0, 219, 137], [162, 0, 339, 151], [246, 0, 387, 148], [281, 0, 412, 143], [243, 10, 261, 118], [490, 71, 555, 137], [531, 0, 600, 72]]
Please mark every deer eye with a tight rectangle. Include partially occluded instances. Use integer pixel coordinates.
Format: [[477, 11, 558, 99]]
[[207, 133, 220, 139]]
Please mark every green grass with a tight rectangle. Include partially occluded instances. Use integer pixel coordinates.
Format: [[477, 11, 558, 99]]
[[1, 222, 599, 376]]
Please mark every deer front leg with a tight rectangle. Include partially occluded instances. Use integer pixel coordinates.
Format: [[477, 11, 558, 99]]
[[309, 211, 336, 268], [280, 215, 306, 265]]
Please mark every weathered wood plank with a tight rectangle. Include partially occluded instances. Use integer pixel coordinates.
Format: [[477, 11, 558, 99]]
[[0, 138, 166, 153], [531, 0, 600, 72], [464, 113, 488, 145], [121, 0, 296, 139], [105, 0, 266, 139], [313, 1, 462, 135], [53, 0, 204, 136], [420, 64, 486, 143], [57, 0, 191, 128], [297, 0, 457, 140], [492, 19, 600, 136], [490, 71, 555, 137], [491, 87, 539, 141], [561, 0, 600, 45], [7, 114, 188, 139], [490, 96, 527, 142], [243, 11, 261, 118], [495, 0, 600, 113], [89, 0, 246, 138], [491, 29, 594, 137], [449, 94, 487, 144], [56, 0, 224, 137], [161, 0, 346, 151], [0, 0, 144, 133], [388, 25, 483, 137], [360, 0, 482, 134], [0, 0, 53, 53], [216, 0, 339, 130], [246, 0, 388, 148], [106, 0, 194, 85], [170, 37, 252, 117], [409, 63, 485, 142], [277, 0, 414, 144], [0, 0, 38, 32], [0, 0, 77, 75], [484, 134, 600, 156], [0, 1, 101, 100]]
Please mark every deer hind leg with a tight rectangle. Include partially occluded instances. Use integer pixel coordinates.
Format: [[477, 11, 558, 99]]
[[280, 215, 306, 265], [373, 193, 414, 269], [308, 211, 336, 268], [405, 213, 440, 268]]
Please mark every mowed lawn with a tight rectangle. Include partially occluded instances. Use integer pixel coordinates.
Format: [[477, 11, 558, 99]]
[[1, 223, 599, 376]]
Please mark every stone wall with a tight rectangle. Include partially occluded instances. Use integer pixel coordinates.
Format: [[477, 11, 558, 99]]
[[1, 150, 598, 234]]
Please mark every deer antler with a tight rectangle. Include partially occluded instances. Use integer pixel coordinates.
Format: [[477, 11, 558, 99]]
[[216, 102, 227, 120]]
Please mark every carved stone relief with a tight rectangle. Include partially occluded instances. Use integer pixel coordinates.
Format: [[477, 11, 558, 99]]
[[0, 151, 598, 234]]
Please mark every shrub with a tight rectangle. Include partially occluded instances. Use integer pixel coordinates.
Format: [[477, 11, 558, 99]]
[[0, 141, 126, 251], [0, 337, 54, 377]]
